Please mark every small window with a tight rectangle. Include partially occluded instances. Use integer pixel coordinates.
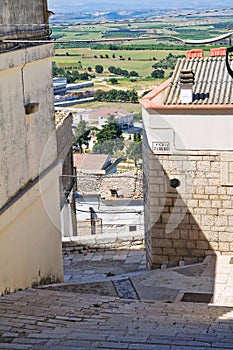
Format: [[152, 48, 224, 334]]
[[129, 225, 137, 232]]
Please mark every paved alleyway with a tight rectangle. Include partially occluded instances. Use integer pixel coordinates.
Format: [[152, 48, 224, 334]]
[[63, 249, 146, 284], [1, 249, 233, 349], [0, 287, 233, 349]]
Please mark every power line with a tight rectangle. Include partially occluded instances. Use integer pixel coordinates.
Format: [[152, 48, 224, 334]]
[[76, 209, 143, 214]]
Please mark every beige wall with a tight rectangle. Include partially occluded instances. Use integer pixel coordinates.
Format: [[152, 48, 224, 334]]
[[0, 163, 63, 295], [0, 0, 47, 24], [0, 0, 48, 42], [143, 108, 233, 267], [0, 44, 57, 210], [0, 42, 64, 294]]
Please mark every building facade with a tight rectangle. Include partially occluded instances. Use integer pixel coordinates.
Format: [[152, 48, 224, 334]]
[[0, 0, 63, 294], [140, 50, 233, 269], [56, 111, 77, 238]]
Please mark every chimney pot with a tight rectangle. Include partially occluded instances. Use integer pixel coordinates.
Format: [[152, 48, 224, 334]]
[[179, 70, 195, 104], [186, 49, 203, 59], [210, 47, 226, 57]]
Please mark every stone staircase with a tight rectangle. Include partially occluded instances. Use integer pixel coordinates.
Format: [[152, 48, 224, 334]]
[[0, 288, 233, 349]]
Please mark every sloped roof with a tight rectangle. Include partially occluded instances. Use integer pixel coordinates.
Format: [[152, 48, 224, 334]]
[[73, 154, 110, 172], [87, 107, 134, 119], [165, 56, 233, 106], [140, 55, 233, 110]]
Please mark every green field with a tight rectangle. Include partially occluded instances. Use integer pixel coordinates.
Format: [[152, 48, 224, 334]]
[[51, 16, 233, 43], [52, 16, 233, 96], [54, 48, 185, 78]]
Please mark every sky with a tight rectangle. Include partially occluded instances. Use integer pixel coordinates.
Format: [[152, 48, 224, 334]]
[[47, 0, 233, 12]]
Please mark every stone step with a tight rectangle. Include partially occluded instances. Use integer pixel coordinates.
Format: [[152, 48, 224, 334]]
[[1, 289, 233, 349]]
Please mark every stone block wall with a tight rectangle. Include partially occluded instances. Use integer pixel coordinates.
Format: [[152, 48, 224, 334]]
[[144, 146, 233, 269], [0, 0, 49, 50]]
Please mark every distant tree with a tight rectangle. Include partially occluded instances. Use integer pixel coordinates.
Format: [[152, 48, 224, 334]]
[[87, 66, 92, 72], [73, 120, 91, 152], [151, 69, 165, 79], [79, 72, 89, 80], [128, 57, 131, 61], [112, 53, 116, 58], [108, 66, 116, 73], [105, 54, 109, 58], [133, 133, 142, 142], [129, 71, 139, 77], [109, 78, 118, 85], [95, 89, 138, 103], [52, 61, 58, 76], [93, 117, 124, 154], [126, 140, 142, 166], [94, 55, 98, 58], [95, 65, 104, 74]]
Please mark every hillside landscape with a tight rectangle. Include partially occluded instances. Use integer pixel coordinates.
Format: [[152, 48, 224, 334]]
[[48, 0, 233, 12]]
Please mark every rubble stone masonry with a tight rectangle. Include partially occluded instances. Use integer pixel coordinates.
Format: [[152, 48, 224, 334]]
[[144, 146, 233, 269]]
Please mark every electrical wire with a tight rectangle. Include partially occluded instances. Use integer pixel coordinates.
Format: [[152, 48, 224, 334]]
[[76, 208, 143, 214]]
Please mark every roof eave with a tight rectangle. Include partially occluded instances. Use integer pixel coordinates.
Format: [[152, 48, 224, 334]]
[[140, 103, 233, 110], [139, 78, 172, 108], [139, 79, 233, 110]]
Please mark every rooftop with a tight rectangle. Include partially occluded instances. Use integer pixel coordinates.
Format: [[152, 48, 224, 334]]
[[165, 56, 233, 106], [73, 153, 110, 172], [140, 54, 233, 110], [86, 107, 135, 119]]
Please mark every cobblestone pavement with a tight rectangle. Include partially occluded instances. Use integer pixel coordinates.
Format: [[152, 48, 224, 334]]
[[1, 250, 233, 349], [62, 250, 233, 306], [0, 288, 233, 349], [63, 249, 147, 284]]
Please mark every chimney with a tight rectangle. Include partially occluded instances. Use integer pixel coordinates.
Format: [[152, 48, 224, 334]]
[[186, 49, 203, 59], [179, 70, 195, 104]]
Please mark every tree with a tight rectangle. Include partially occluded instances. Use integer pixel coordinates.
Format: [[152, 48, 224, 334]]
[[95, 89, 138, 103], [93, 117, 124, 155], [133, 133, 142, 142], [109, 78, 118, 85], [73, 120, 91, 153], [95, 65, 104, 74], [126, 140, 142, 166], [129, 71, 139, 77], [151, 69, 165, 79]]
